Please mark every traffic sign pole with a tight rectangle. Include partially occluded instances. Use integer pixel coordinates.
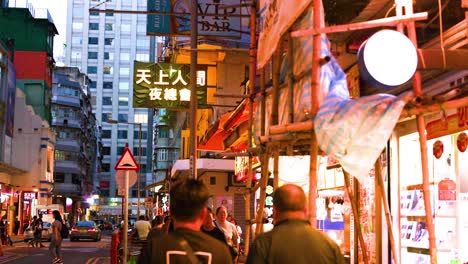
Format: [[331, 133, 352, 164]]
[[122, 170, 129, 263]]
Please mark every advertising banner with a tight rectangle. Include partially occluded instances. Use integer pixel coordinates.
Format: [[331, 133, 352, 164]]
[[133, 61, 208, 109], [257, 0, 312, 68], [147, 0, 241, 38]]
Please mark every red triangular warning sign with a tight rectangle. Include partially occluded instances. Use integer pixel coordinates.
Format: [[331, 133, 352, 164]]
[[115, 147, 140, 171]]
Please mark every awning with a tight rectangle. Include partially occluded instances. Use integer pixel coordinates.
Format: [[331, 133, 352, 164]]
[[171, 158, 235, 178], [198, 100, 250, 151]]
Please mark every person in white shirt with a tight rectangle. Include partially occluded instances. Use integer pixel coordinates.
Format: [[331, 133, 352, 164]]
[[133, 215, 151, 240], [216, 206, 239, 261]]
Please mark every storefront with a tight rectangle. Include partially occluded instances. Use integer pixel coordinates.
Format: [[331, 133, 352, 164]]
[[393, 105, 468, 263]]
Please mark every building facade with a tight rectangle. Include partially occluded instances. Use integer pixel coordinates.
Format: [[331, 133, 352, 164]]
[[51, 67, 102, 222], [0, 5, 58, 233], [65, 0, 158, 200]]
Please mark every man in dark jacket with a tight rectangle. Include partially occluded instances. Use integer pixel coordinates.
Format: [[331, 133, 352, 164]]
[[139, 179, 232, 264], [246, 184, 345, 264]]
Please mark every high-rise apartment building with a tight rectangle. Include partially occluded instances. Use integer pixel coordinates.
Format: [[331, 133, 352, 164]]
[[65, 0, 157, 200]]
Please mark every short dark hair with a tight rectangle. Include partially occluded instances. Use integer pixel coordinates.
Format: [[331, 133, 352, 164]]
[[170, 179, 210, 222], [273, 184, 306, 212]]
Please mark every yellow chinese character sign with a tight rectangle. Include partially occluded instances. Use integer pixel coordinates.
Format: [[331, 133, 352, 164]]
[[133, 61, 208, 109]]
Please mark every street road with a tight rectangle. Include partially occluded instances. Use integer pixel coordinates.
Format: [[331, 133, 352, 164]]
[[0, 235, 111, 264]]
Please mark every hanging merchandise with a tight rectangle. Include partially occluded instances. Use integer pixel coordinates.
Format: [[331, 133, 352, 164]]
[[457, 132, 467, 152], [433, 140, 444, 159]]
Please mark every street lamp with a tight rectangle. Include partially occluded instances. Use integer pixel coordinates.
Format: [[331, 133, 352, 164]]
[[107, 119, 143, 218]]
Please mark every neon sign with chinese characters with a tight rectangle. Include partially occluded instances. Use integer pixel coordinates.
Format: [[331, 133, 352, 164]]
[[133, 61, 209, 109]]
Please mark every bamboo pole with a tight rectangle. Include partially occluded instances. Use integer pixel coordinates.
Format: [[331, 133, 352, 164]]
[[375, 157, 399, 264], [400, 2, 437, 262], [270, 121, 313, 134], [343, 170, 369, 264], [273, 148, 279, 189], [401, 96, 468, 117], [243, 0, 257, 256], [271, 46, 281, 126], [288, 33, 295, 124], [291, 12, 428, 37], [308, 0, 323, 227], [255, 153, 270, 235]]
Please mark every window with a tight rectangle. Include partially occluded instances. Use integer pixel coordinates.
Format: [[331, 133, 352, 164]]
[[134, 113, 148, 124], [137, 24, 146, 33], [102, 147, 111, 155], [104, 38, 114, 46], [210, 176, 216, 185], [158, 149, 168, 161], [119, 67, 129, 76], [71, 52, 81, 61], [72, 8, 84, 17], [105, 23, 113, 31], [118, 114, 128, 122], [117, 147, 124, 155], [136, 53, 149, 61], [103, 97, 112, 105], [89, 23, 99, 30], [55, 150, 78, 161], [136, 38, 150, 47], [91, 96, 96, 105], [55, 173, 65, 183], [101, 163, 110, 172], [118, 130, 128, 139], [106, 12, 114, 17], [120, 37, 131, 47], [133, 147, 146, 156], [87, 66, 97, 74], [118, 97, 128, 106], [101, 130, 111, 138], [72, 22, 83, 30], [89, 37, 98, 45], [90, 11, 99, 16], [120, 53, 130, 61], [103, 82, 113, 89], [158, 127, 168, 138], [72, 37, 82, 45], [119, 82, 129, 91], [103, 66, 113, 74], [101, 113, 112, 122], [88, 52, 98, 59], [134, 131, 148, 139], [104, 52, 113, 60], [121, 24, 131, 32], [121, 13, 131, 20], [89, 81, 96, 88]]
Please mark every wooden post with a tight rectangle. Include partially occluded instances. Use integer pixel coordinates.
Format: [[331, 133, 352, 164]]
[[243, 0, 257, 256], [343, 170, 369, 264], [375, 156, 399, 264]]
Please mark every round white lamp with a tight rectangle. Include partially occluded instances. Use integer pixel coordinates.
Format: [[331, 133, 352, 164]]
[[358, 29, 418, 89]]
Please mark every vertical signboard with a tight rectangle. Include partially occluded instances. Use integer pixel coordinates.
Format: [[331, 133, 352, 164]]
[[147, 0, 242, 38]]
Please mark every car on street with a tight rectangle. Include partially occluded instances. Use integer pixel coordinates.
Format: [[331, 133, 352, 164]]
[[70, 221, 101, 241], [23, 221, 52, 242]]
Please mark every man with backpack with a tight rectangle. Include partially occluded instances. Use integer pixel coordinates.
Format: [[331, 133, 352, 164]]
[[139, 179, 232, 264]]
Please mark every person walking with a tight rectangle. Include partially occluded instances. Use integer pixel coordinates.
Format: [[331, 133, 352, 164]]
[[49, 210, 63, 264], [133, 215, 151, 241], [216, 206, 239, 262], [246, 184, 345, 264], [138, 179, 232, 264], [201, 207, 227, 244], [34, 214, 46, 248]]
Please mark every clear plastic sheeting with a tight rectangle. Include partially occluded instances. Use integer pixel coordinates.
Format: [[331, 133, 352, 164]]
[[314, 59, 412, 180]]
